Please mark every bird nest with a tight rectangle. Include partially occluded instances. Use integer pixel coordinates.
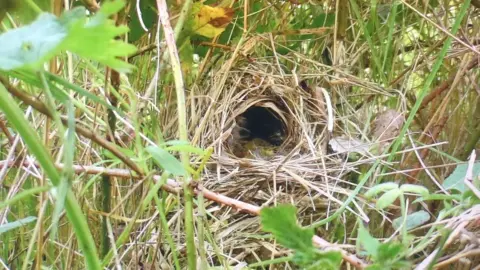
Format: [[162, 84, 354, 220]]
[[178, 56, 374, 264]]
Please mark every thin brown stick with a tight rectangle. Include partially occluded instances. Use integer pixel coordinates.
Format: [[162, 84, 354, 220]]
[[0, 160, 368, 269], [0, 77, 144, 176], [419, 58, 478, 111], [82, 0, 100, 12], [0, 116, 15, 145], [128, 43, 157, 59]]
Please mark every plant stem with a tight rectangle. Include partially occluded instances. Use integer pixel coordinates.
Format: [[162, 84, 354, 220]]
[[156, 0, 197, 268], [380, 0, 472, 181], [0, 82, 102, 270]]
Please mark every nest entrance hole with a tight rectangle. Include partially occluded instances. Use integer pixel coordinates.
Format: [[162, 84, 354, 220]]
[[238, 106, 286, 146]]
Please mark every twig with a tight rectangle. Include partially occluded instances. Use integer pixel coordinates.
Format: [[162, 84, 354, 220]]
[[0, 117, 15, 145], [0, 160, 368, 269], [82, 0, 100, 12], [0, 77, 144, 176], [419, 58, 479, 111], [128, 43, 157, 59]]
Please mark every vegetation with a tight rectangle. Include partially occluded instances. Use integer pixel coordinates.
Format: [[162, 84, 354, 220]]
[[0, 0, 479, 269]]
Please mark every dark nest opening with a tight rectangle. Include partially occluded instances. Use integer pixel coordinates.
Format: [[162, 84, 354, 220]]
[[237, 105, 286, 146]]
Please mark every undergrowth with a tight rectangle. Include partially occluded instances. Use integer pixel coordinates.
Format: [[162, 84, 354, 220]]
[[0, 0, 479, 269]]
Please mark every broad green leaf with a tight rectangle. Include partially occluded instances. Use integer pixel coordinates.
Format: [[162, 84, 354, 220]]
[[261, 205, 313, 253], [64, 0, 137, 73], [357, 222, 380, 257], [0, 0, 136, 73], [443, 162, 480, 193], [400, 184, 429, 196], [376, 189, 401, 209], [0, 216, 37, 234], [260, 205, 342, 268], [0, 13, 67, 70], [146, 146, 187, 177], [392, 210, 430, 231], [365, 182, 398, 198]]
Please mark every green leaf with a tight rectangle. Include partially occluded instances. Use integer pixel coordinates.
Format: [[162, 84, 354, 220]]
[[261, 205, 313, 252], [365, 182, 399, 198], [63, 0, 137, 73], [305, 251, 342, 270], [146, 146, 188, 177], [0, 13, 67, 70], [261, 205, 320, 266], [357, 222, 380, 257], [376, 189, 401, 209], [443, 162, 480, 193], [377, 242, 405, 262], [392, 210, 430, 231], [260, 205, 342, 268], [399, 184, 429, 196], [0, 0, 136, 73], [0, 216, 37, 234]]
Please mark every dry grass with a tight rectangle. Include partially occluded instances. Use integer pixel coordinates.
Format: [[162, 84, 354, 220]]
[[1, 1, 480, 269]]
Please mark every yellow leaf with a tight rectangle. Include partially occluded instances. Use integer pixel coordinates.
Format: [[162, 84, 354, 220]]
[[192, 3, 233, 38]]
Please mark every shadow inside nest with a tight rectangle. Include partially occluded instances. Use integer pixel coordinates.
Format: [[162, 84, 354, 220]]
[[226, 104, 289, 160]]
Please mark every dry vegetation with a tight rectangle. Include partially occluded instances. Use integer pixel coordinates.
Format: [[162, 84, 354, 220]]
[[0, 0, 480, 269]]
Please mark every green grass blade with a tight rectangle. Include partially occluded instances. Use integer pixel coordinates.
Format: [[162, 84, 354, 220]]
[[0, 81, 102, 269], [382, 0, 472, 178]]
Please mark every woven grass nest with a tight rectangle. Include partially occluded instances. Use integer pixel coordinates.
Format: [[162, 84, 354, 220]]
[[178, 55, 386, 265]]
